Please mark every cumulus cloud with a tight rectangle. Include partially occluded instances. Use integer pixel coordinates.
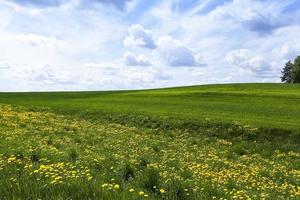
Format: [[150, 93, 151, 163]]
[[121, 52, 151, 66], [122, 23, 205, 67], [80, 62, 171, 90], [0, 63, 69, 85], [121, 68, 171, 84], [27, 66, 56, 82], [246, 57, 272, 75], [226, 49, 273, 77], [157, 36, 204, 67], [20, 65, 74, 84], [226, 49, 250, 66], [1, 0, 300, 90], [124, 24, 156, 49]]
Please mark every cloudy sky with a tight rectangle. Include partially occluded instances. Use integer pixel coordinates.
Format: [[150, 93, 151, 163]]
[[0, 0, 299, 91]]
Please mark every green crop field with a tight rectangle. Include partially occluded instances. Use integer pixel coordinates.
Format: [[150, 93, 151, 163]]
[[0, 83, 299, 199], [1, 83, 300, 130]]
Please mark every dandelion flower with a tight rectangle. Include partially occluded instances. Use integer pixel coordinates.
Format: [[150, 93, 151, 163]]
[[114, 184, 120, 189], [101, 183, 108, 188], [139, 191, 145, 196]]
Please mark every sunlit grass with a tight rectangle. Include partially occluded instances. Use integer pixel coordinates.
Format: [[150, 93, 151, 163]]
[[0, 104, 299, 199], [0, 83, 300, 130]]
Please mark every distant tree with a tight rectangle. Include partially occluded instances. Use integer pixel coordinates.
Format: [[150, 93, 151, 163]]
[[291, 56, 300, 83], [281, 56, 300, 83], [281, 61, 294, 83]]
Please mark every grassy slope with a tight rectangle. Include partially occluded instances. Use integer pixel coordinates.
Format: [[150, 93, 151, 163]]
[[0, 83, 299, 131], [0, 104, 299, 199], [0, 84, 299, 199], [0, 84, 300, 129]]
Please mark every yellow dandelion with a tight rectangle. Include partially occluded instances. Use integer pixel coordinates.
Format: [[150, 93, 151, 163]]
[[101, 183, 108, 188], [139, 191, 145, 196], [114, 184, 120, 189]]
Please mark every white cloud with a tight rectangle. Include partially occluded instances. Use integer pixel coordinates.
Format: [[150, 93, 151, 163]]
[[0, 0, 300, 91], [124, 24, 156, 49], [121, 52, 151, 66], [122, 23, 205, 68], [212, 0, 293, 35], [226, 49, 273, 77], [271, 43, 298, 62], [121, 67, 171, 84], [79, 62, 171, 90], [12, 65, 75, 85], [84, 62, 120, 70], [157, 36, 204, 67], [6, 33, 64, 48], [247, 57, 272, 75], [226, 49, 250, 66], [0, 61, 78, 91]]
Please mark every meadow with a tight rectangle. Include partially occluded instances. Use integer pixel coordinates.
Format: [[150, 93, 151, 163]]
[[0, 83, 299, 199], [0, 83, 300, 130]]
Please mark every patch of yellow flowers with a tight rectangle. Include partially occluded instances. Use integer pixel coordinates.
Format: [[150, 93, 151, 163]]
[[0, 105, 299, 199]]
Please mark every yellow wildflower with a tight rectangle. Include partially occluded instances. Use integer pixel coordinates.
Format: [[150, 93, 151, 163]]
[[114, 184, 120, 189], [139, 191, 145, 196]]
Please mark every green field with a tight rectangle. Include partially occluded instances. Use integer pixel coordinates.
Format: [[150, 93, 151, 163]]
[[0, 83, 299, 130], [0, 83, 299, 199]]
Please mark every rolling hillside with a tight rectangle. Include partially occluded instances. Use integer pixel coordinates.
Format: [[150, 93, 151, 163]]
[[0, 83, 299, 131], [0, 83, 299, 199]]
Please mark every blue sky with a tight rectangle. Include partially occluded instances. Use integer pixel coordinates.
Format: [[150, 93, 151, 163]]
[[0, 0, 299, 91]]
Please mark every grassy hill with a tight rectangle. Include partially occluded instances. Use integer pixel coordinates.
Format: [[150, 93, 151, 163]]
[[0, 83, 299, 130], [0, 83, 299, 199]]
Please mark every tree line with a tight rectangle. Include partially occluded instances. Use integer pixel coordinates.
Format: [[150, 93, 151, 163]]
[[281, 56, 300, 83]]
